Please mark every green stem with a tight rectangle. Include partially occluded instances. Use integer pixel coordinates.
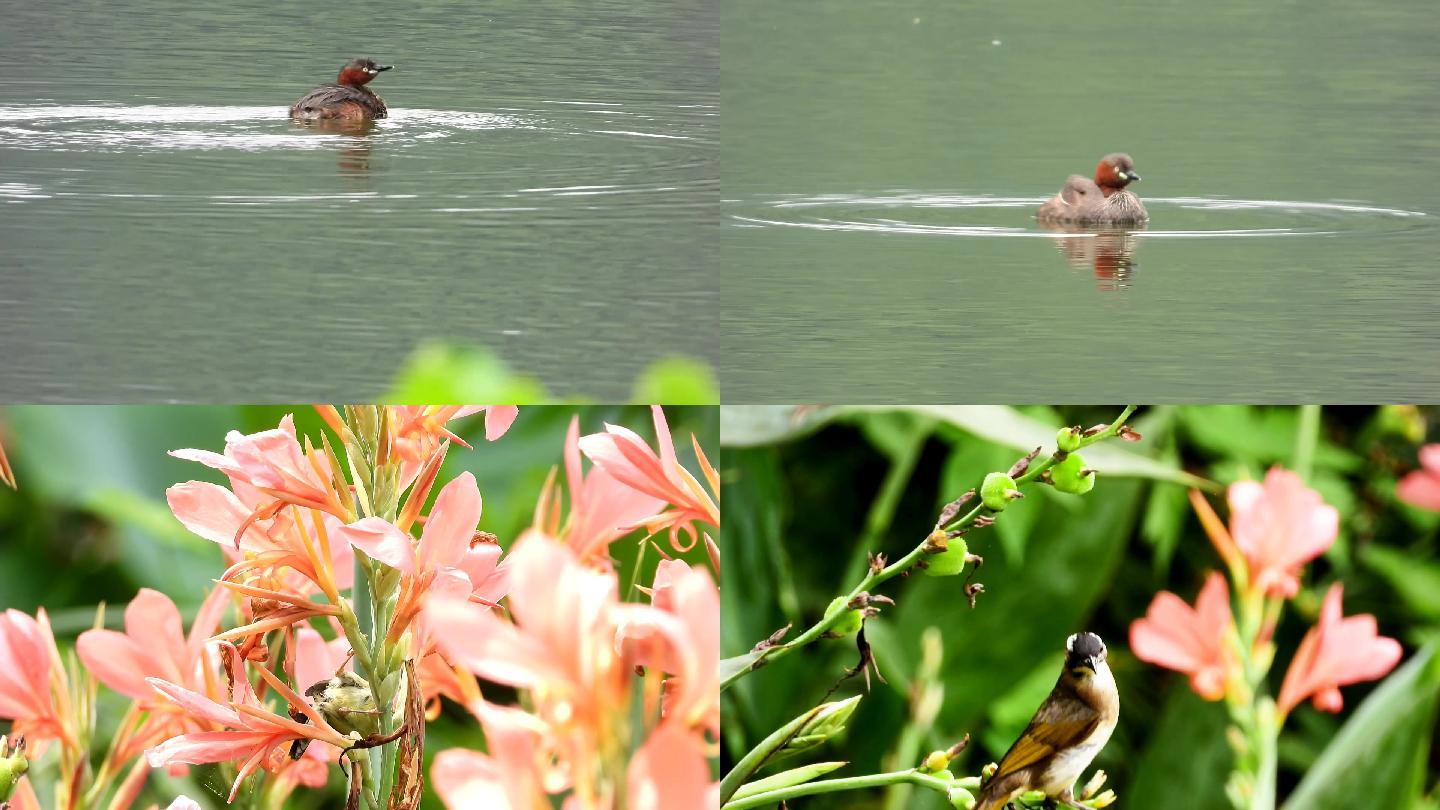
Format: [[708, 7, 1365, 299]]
[[720, 406, 1137, 692], [841, 419, 933, 586], [723, 769, 962, 810], [1293, 405, 1321, 483]]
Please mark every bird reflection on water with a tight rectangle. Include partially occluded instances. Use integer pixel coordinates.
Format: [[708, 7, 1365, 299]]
[[1039, 224, 1144, 292]]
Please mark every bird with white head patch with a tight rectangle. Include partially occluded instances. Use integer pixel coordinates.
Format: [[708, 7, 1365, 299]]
[[974, 632, 1120, 810]]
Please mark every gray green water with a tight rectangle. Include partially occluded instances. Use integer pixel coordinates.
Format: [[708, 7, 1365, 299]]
[[723, 0, 1440, 402], [0, 0, 716, 401]]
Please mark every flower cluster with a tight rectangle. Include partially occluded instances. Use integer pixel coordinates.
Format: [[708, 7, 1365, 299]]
[[1130, 468, 1400, 717], [0, 405, 718, 810]]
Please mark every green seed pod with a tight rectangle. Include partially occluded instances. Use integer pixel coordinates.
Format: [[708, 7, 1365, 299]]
[[824, 596, 864, 636], [1051, 452, 1096, 495], [922, 750, 951, 773], [980, 473, 1019, 511], [1056, 427, 1082, 453], [923, 535, 969, 577]]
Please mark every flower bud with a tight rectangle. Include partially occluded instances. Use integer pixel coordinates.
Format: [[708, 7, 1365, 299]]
[[947, 787, 976, 809], [781, 695, 863, 754], [824, 596, 864, 636], [1051, 453, 1095, 495], [1056, 427, 1082, 452], [980, 473, 1021, 511], [923, 536, 969, 577]]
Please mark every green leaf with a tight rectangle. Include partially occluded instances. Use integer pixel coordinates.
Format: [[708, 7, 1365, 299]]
[[1126, 685, 1233, 809], [1282, 644, 1439, 810], [1360, 546, 1440, 623], [730, 762, 849, 801], [631, 356, 719, 404], [1177, 406, 1359, 472]]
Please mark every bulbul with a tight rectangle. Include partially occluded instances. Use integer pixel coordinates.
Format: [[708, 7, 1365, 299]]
[[974, 632, 1119, 810]]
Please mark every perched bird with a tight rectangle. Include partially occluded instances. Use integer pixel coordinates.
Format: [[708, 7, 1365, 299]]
[[289, 669, 380, 759], [974, 632, 1119, 810]]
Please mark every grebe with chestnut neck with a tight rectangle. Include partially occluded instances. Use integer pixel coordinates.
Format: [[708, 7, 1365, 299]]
[[290, 58, 393, 122]]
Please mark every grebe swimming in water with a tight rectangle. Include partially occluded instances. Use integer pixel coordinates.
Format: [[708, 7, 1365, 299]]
[[290, 58, 393, 122], [1036, 153, 1148, 226]]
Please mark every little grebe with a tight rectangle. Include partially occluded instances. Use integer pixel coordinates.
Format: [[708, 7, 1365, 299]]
[[1035, 154, 1148, 226], [1036, 174, 1104, 223], [290, 58, 393, 121]]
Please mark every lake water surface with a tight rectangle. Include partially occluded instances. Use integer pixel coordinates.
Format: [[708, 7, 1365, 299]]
[[0, 0, 716, 401], [723, 0, 1440, 402]]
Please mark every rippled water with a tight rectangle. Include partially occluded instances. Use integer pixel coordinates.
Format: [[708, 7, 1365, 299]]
[[0, 0, 716, 401], [723, 0, 1440, 402]]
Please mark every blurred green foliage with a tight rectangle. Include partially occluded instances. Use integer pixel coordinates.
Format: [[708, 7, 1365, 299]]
[[386, 343, 719, 404], [0, 404, 716, 809], [720, 405, 1440, 810]]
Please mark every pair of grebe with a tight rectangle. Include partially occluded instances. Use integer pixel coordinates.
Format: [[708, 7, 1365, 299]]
[[1036, 153, 1149, 226]]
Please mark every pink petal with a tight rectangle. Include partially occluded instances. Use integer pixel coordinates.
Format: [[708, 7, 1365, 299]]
[[419, 472, 482, 573], [426, 597, 560, 689], [1397, 470, 1440, 512], [484, 406, 519, 441], [146, 677, 243, 728], [77, 630, 159, 701], [628, 726, 714, 810], [334, 517, 416, 574], [432, 749, 511, 809], [145, 730, 276, 767], [1419, 444, 1440, 473], [165, 481, 272, 551]]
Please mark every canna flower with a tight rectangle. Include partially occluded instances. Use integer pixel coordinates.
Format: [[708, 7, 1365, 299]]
[[578, 406, 719, 552], [1130, 573, 1237, 701], [333, 471, 509, 642], [431, 701, 555, 810], [0, 608, 73, 751], [1397, 444, 1440, 512], [78, 588, 227, 703], [427, 533, 634, 791], [170, 414, 349, 521], [389, 406, 519, 488], [1227, 468, 1339, 598], [77, 587, 230, 762], [554, 415, 666, 561], [625, 559, 720, 738], [145, 645, 353, 802], [1277, 583, 1403, 716]]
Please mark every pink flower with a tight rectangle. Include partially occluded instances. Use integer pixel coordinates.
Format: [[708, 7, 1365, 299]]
[[1130, 573, 1236, 700], [431, 702, 554, 810], [1397, 444, 1440, 512], [1228, 468, 1339, 598], [390, 406, 518, 488], [428, 532, 629, 718], [332, 471, 509, 642], [559, 415, 666, 561], [145, 645, 351, 803], [1277, 583, 1403, 716], [0, 608, 71, 750], [170, 414, 347, 518], [626, 559, 719, 738], [78, 588, 226, 702], [578, 406, 719, 551]]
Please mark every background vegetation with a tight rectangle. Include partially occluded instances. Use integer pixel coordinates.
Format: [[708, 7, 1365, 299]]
[[720, 405, 1440, 810]]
